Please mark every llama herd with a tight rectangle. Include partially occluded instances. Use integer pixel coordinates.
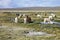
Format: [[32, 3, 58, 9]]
[[14, 13, 56, 24]]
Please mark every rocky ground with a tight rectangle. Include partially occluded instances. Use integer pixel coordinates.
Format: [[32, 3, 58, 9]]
[[0, 25, 57, 40]]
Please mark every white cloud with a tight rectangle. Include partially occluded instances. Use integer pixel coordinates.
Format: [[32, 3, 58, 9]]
[[0, 0, 12, 8], [16, 0, 60, 7], [0, 0, 60, 8]]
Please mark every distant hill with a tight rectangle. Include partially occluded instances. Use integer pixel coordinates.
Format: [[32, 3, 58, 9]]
[[0, 7, 60, 10], [0, 7, 60, 12]]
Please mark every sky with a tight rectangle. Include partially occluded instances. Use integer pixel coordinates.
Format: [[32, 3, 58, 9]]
[[0, 0, 60, 8]]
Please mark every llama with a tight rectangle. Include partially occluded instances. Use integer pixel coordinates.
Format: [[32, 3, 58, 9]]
[[24, 15, 32, 24], [37, 14, 42, 18], [48, 16, 53, 20], [24, 17, 27, 24], [44, 18, 51, 23], [44, 16, 54, 23], [51, 14, 56, 17], [14, 17, 18, 23], [18, 14, 23, 18]]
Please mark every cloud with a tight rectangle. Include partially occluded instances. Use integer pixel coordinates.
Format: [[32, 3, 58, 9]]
[[14, 0, 60, 7], [0, 0, 12, 8], [0, 0, 60, 8]]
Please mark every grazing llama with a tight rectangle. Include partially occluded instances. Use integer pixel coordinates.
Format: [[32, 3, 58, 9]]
[[37, 14, 42, 18], [44, 16, 54, 23]]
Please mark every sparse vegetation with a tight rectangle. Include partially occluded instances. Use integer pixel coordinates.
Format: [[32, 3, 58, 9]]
[[0, 12, 60, 40]]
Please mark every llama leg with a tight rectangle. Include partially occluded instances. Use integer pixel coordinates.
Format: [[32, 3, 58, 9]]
[[44, 19, 46, 23]]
